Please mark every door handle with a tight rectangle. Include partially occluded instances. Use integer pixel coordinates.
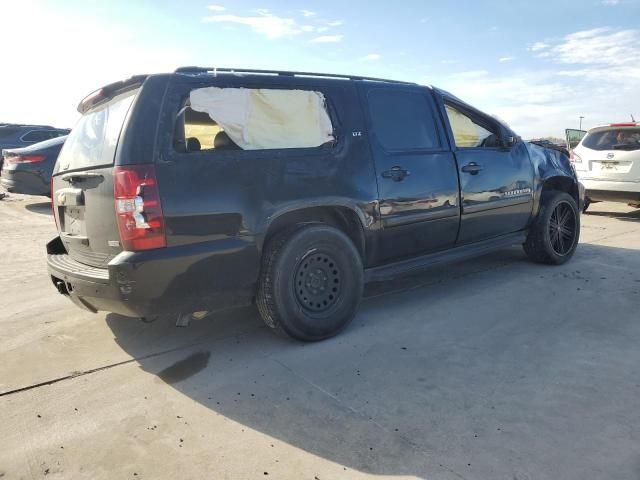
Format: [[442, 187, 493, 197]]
[[461, 162, 483, 175], [60, 172, 104, 183], [382, 166, 410, 182]]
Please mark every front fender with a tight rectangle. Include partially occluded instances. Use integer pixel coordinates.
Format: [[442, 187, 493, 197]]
[[525, 142, 580, 216]]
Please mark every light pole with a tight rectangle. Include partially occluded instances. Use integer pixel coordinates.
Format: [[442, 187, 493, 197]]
[[579, 116, 584, 130]]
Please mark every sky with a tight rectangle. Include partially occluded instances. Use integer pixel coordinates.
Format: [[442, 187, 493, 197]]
[[1, 0, 639, 138]]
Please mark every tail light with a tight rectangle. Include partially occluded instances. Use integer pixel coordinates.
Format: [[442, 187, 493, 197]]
[[569, 151, 582, 163], [113, 164, 166, 251], [6, 154, 45, 164]]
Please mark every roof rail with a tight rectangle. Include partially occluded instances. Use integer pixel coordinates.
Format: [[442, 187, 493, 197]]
[[0, 123, 55, 128], [174, 66, 414, 85]]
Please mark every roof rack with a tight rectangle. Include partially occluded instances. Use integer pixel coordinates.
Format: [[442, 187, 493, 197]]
[[174, 66, 414, 85]]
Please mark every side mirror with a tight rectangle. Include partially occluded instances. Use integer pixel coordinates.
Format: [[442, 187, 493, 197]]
[[501, 135, 518, 149]]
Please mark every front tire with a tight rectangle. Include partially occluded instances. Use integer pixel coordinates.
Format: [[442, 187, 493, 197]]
[[524, 191, 580, 265], [257, 225, 364, 341]]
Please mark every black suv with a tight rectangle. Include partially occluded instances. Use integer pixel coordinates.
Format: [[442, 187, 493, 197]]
[[47, 67, 583, 341]]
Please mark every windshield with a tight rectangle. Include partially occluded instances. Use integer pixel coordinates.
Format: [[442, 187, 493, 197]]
[[582, 128, 640, 151], [56, 89, 137, 171]]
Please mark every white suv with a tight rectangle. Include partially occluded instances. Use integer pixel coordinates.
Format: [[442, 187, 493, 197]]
[[566, 124, 640, 211]]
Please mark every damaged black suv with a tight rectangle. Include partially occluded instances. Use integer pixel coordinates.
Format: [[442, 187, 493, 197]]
[[47, 67, 583, 341]]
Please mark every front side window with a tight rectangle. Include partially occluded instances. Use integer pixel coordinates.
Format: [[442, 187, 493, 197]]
[[174, 87, 335, 153], [445, 104, 498, 148], [367, 89, 440, 151]]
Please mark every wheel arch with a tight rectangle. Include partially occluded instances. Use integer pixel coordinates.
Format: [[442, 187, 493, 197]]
[[258, 201, 369, 261], [541, 174, 579, 201], [533, 173, 581, 217]]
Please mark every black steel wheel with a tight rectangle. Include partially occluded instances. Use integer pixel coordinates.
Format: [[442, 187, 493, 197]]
[[257, 224, 363, 341], [548, 201, 578, 256], [294, 252, 342, 313], [524, 190, 580, 265]]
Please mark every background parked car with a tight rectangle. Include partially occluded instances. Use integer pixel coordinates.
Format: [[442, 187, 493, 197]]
[[566, 123, 640, 211], [1, 135, 67, 196], [0, 124, 69, 172]]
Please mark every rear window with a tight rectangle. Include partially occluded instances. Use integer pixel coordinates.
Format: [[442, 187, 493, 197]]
[[57, 90, 137, 171], [582, 128, 640, 151], [0, 127, 19, 139]]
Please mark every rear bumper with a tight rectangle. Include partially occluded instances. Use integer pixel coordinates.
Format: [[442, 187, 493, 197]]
[[581, 179, 640, 203], [1, 169, 49, 196], [46, 236, 260, 319]]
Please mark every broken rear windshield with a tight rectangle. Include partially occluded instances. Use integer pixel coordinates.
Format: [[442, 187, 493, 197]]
[[56, 89, 137, 171], [582, 128, 640, 151]]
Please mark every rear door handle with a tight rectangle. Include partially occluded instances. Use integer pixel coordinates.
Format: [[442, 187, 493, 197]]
[[382, 166, 410, 182], [461, 162, 483, 174]]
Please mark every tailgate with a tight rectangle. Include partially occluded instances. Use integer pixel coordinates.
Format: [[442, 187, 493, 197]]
[[583, 150, 640, 181], [52, 89, 138, 267]]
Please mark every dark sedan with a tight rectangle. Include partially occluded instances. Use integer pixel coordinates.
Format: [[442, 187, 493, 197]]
[[1, 135, 67, 196]]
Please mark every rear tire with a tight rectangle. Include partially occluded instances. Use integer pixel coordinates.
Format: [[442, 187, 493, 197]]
[[257, 225, 364, 342], [524, 191, 580, 265]]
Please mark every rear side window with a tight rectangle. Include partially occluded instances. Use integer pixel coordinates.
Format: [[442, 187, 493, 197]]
[[582, 128, 640, 151], [367, 89, 440, 150], [21, 130, 53, 142], [175, 87, 335, 153], [57, 90, 136, 170]]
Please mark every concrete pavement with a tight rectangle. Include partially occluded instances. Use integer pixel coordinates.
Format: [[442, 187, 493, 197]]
[[1, 193, 639, 479]]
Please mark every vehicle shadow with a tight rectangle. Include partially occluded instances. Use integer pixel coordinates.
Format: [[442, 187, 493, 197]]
[[585, 209, 640, 222], [25, 201, 52, 215], [105, 244, 640, 478]]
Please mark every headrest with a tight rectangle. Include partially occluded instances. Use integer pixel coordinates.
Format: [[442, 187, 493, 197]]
[[214, 131, 240, 150], [186, 137, 201, 152]]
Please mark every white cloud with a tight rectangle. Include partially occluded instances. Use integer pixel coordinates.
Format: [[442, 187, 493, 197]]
[[362, 53, 381, 61], [203, 12, 303, 39], [450, 70, 489, 79], [549, 27, 640, 68], [202, 9, 344, 40], [438, 27, 640, 137], [602, 0, 620, 5], [207, 4, 225, 11], [310, 34, 343, 43], [499, 56, 515, 62], [528, 42, 550, 51], [419, 17, 430, 23]]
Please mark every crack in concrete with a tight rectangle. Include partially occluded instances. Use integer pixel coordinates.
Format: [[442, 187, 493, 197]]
[[0, 346, 188, 398]]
